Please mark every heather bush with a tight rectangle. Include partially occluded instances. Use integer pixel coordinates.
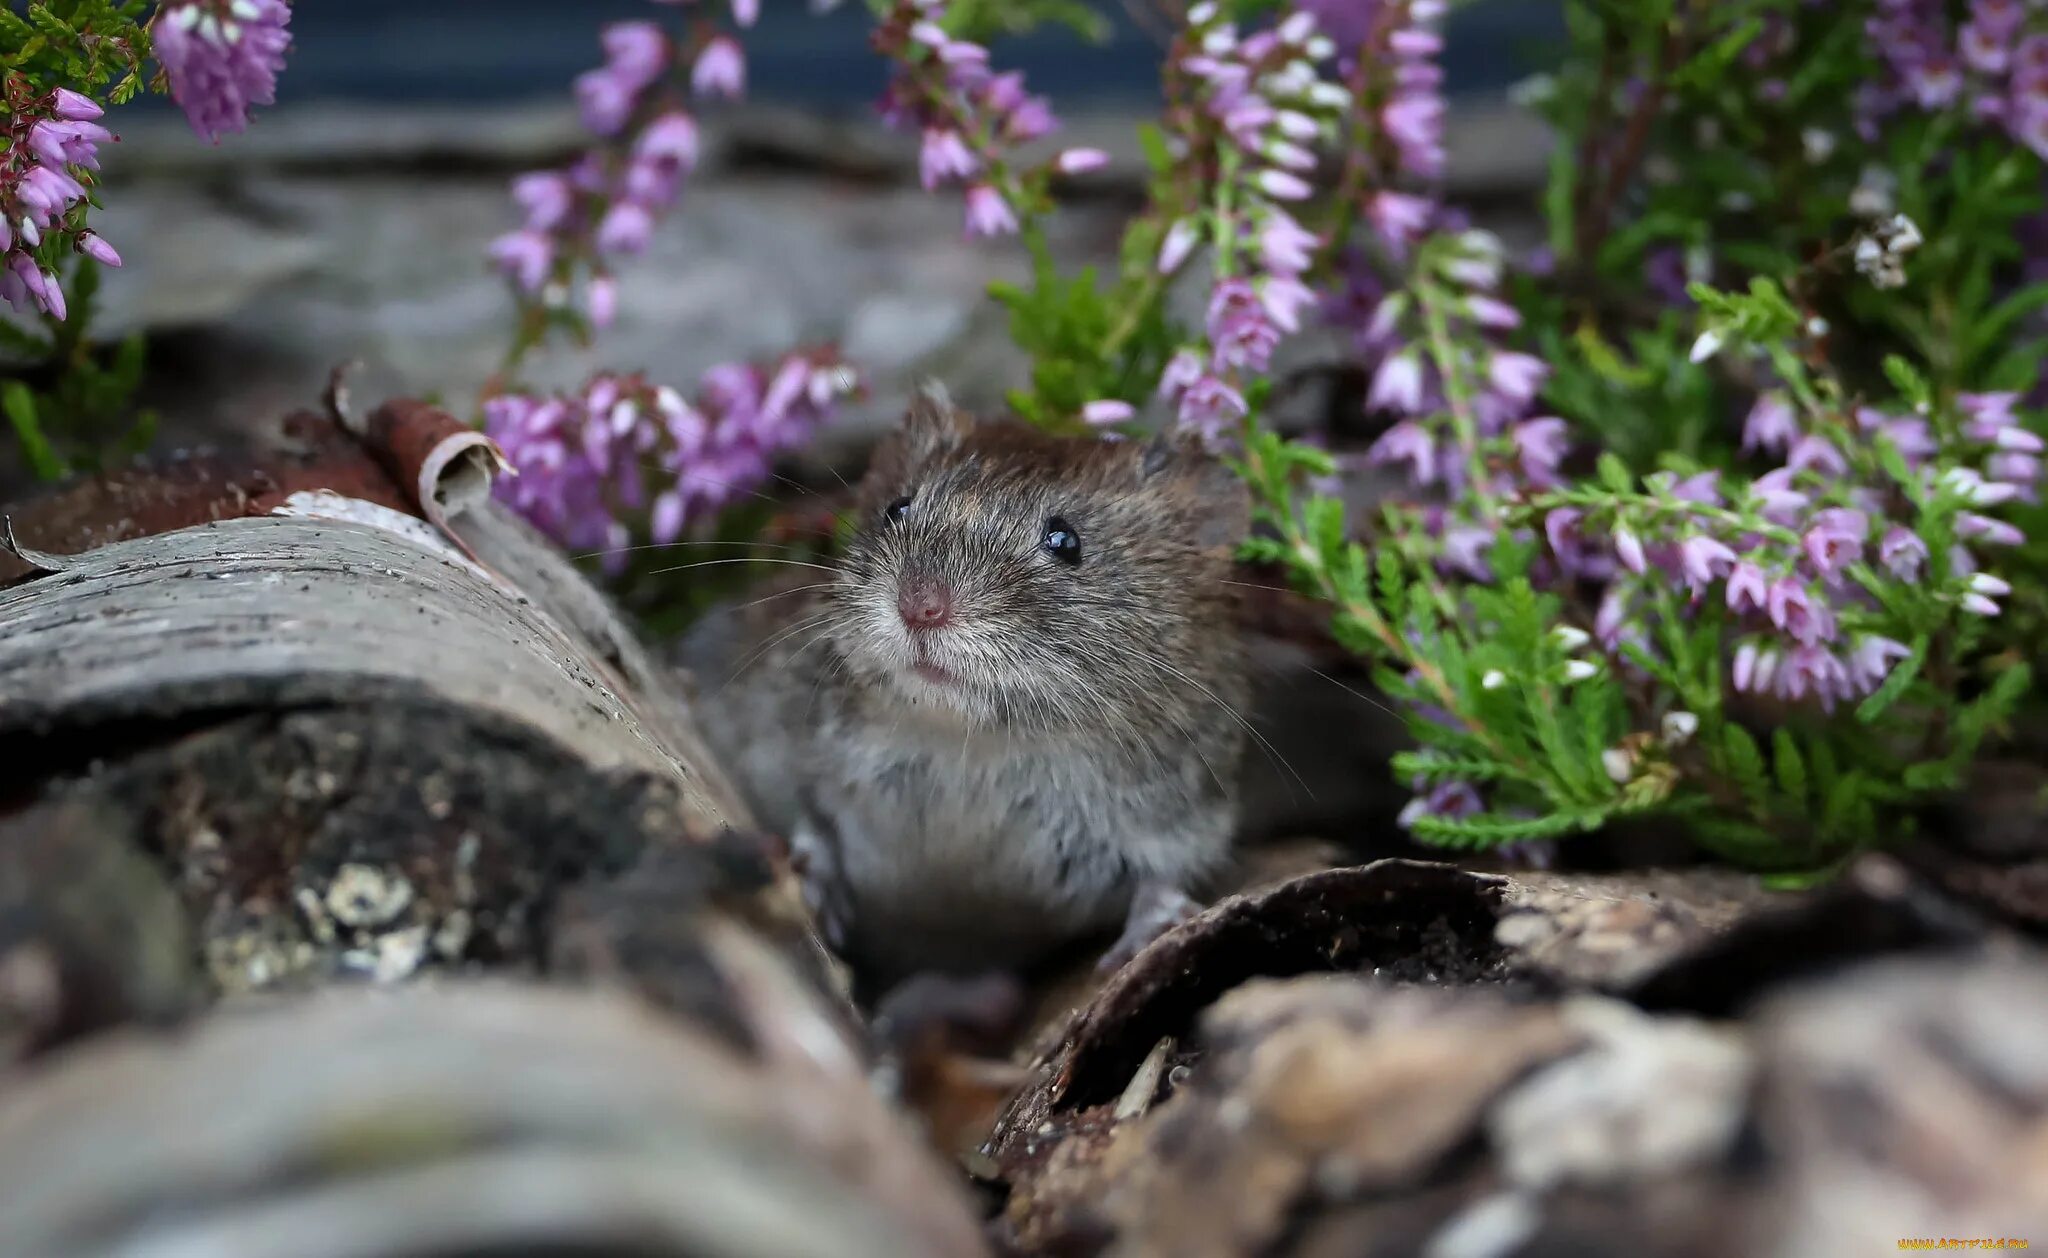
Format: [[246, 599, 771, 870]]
[[6, 0, 2045, 873]]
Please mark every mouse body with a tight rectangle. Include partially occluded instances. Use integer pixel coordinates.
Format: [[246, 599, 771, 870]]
[[682, 385, 1251, 984]]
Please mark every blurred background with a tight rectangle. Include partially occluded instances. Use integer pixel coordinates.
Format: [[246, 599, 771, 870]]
[[45, 0, 1559, 476]]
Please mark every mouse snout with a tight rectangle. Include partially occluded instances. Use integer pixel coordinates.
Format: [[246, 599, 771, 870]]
[[896, 575, 954, 631]]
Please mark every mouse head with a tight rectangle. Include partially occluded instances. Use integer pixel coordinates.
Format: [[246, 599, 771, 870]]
[[832, 382, 1250, 734]]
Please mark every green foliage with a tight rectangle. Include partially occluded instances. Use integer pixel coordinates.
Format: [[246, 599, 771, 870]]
[[2, 0, 166, 479], [2, 0, 155, 100], [932, 0, 1114, 44], [989, 226, 1182, 431], [0, 258, 158, 480]]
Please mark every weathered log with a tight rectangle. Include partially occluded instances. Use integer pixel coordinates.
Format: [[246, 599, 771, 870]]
[[0, 504, 850, 1004], [993, 953, 2048, 1258], [0, 439, 990, 1253], [0, 795, 199, 1063], [0, 981, 989, 1258], [0, 515, 741, 815]]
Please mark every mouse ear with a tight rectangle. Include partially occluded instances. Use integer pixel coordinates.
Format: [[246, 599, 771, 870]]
[[900, 379, 974, 461], [1139, 431, 1250, 551], [860, 380, 975, 499]]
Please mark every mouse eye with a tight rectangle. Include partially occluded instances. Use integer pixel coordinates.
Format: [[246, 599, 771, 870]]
[[884, 496, 913, 525], [1041, 516, 1082, 566]]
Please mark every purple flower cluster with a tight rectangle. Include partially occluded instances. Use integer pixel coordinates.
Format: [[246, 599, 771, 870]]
[[491, 4, 754, 327], [875, 0, 1105, 240], [1862, 0, 2048, 158], [1308, 0, 1547, 519], [1151, 3, 1351, 444], [1552, 389, 2037, 713], [0, 88, 118, 320], [486, 350, 858, 563], [1361, 230, 1563, 509], [152, 0, 292, 145]]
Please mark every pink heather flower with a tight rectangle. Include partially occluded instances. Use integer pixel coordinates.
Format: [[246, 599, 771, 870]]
[[636, 112, 702, 170], [75, 232, 121, 267], [1679, 536, 1737, 588], [1613, 525, 1647, 574], [1385, 96, 1447, 176], [623, 157, 682, 206], [602, 22, 668, 86], [1726, 561, 1769, 614], [919, 129, 980, 190], [1990, 453, 2042, 493], [1544, 508, 1583, 559], [597, 201, 655, 254], [27, 119, 112, 170], [1082, 400, 1135, 425], [1742, 392, 1798, 454], [1398, 780, 1482, 830], [1962, 591, 2002, 616], [1368, 352, 1426, 414], [1961, 25, 2010, 75], [1390, 28, 1445, 57], [1801, 508, 1867, 579], [1786, 433, 1849, 477], [511, 173, 575, 232], [1847, 635, 1912, 692], [1159, 219, 1202, 273], [1666, 470, 1724, 506], [51, 88, 102, 121], [1767, 577, 1835, 645], [1256, 169, 1313, 201], [576, 67, 640, 135], [1749, 467, 1810, 521], [1595, 585, 1629, 643], [1777, 645, 1851, 710], [1511, 418, 1568, 480], [1487, 352, 1549, 405], [1055, 148, 1110, 174], [1960, 391, 2019, 429], [731, 0, 760, 27], [1368, 420, 1438, 486], [1159, 349, 1205, 399], [489, 230, 555, 293], [17, 164, 86, 219], [1879, 526, 1928, 579], [998, 91, 1056, 143], [1439, 526, 1493, 581], [1732, 641, 1764, 692], [587, 275, 619, 328], [1256, 210, 1318, 274], [963, 184, 1019, 238], [1957, 511, 2025, 546], [0, 252, 63, 320], [692, 37, 747, 99], [1176, 375, 1249, 438], [1465, 295, 1521, 330], [1367, 191, 1433, 247], [1989, 426, 2046, 453], [651, 490, 686, 544], [153, 0, 292, 145], [1258, 277, 1317, 334]]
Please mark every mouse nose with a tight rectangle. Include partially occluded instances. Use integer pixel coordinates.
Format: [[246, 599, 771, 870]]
[[897, 577, 954, 630]]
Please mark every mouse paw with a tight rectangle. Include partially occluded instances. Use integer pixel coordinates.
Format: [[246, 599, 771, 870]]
[[790, 825, 853, 951], [1097, 881, 1202, 975]]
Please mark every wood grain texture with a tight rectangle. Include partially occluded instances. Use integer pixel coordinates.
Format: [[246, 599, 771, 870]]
[[0, 512, 747, 833]]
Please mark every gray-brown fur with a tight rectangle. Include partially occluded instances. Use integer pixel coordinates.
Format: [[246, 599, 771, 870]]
[[681, 385, 1251, 983]]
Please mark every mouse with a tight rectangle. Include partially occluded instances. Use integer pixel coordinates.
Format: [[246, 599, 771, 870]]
[[679, 382, 1252, 989]]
